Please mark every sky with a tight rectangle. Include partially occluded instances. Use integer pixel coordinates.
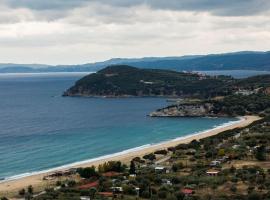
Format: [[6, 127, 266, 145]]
[[1, 0, 270, 65]]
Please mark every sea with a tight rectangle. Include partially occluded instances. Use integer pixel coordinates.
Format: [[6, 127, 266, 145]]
[[0, 70, 264, 181]]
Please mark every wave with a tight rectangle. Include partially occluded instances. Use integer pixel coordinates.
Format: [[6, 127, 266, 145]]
[[0, 117, 244, 183]]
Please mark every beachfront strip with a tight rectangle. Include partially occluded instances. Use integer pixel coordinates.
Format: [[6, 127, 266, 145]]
[[1, 115, 270, 200]]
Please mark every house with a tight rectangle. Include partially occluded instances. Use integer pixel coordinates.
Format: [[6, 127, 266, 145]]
[[78, 181, 99, 190], [210, 160, 221, 167], [216, 156, 229, 163], [182, 188, 193, 196], [206, 169, 220, 176], [235, 89, 255, 95], [154, 166, 166, 173], [111, 187, 123, 193], [162, 179, 172, 186], [80, 197, 90, 200], [129, 174, 136, 178]]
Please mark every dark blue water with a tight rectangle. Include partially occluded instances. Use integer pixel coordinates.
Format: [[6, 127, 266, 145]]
[[0, 73, 236, 180]]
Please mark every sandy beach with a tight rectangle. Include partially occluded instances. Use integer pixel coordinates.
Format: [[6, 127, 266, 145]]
[[0, 115, 260, 197]]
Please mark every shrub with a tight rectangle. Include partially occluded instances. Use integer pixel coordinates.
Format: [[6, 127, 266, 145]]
[[248, 192, 262, 200], [255, 146, 266, 161], [172, 162, 184, 172], [154, 149, 168, 155], [77, 166, 99, 178], [143, 153, 156, 161], [141, 191, 151, 198], [122, 185, 136, 195], [98, 161, 126, 173], [158, 190, 167, 199], [18, 188, 25, 196], [230, 185, 237, 193]]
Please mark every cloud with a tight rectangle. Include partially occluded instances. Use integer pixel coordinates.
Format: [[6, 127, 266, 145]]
[[2, 0, 270, 17], [2, 0, 88, 10], [0, 0, 270, 64]]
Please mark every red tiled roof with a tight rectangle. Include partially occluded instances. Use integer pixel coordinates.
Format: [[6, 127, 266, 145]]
[[78, 181, 99, 189], [182, 188, 193, 194], [98, 192, 114, 197], [102, 171, 122, 177]]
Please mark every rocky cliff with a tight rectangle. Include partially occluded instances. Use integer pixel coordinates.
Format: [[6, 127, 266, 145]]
[[150, 103, 215, 117]]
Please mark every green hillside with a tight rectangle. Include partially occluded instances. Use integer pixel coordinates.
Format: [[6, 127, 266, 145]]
[[63, 65, 234, 98]]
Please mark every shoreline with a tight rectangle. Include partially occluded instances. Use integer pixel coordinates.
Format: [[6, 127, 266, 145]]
[[0, 115, 260, 195]]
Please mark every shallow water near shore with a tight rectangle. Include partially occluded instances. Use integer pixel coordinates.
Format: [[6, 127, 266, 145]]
[[0, 73, 237, 180]]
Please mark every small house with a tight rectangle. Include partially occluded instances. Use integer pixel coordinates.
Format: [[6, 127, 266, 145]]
[[210, 160, 221, 167], [111, 187, 123, 193], [80, 197, 90, 200], [154, 166, 166, 173], [206, 169, 220, 176]]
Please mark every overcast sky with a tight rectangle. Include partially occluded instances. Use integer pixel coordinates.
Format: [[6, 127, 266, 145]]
[[1, 0, 270, 65]]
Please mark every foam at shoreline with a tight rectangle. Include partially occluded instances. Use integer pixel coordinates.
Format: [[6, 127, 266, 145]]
[[0, 117, 243, 183]]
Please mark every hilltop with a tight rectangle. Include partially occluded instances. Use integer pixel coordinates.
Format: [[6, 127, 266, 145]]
[[63, 65, 234, 98]]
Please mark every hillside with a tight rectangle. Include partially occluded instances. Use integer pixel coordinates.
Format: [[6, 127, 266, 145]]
[[125, 51, 270, 71], [63, 65, 234, 98]]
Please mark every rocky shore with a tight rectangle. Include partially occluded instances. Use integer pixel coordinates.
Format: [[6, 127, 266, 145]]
[[150, 103, 218, 117]]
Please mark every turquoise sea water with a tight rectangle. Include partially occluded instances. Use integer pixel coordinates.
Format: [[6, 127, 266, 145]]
[[0, 73, 237, 181]]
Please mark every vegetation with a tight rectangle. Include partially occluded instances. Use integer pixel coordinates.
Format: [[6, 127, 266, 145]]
[[26, 116, 270, 200], [64, 65, 235, 98], [212, 93, 270, 116], [64, 65, 270, 100]]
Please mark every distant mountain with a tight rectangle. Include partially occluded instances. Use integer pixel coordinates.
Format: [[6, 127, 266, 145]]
[[1, 51, 270, 73]]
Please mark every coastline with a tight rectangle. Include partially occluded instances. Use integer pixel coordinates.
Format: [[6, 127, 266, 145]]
[[0, 115, 260, 195]]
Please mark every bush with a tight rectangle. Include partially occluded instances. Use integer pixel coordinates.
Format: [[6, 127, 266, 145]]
[[230, 185, 237, 193], [98, 161, 126, 173], [18, 188, 25, 196], [132, 157, 145, 163], [255, 146, 266, 161], [77, 166, 99, 178], [172, 162, 184, 172], [248, 192, 262, 200], [123, 185, 136, 195], [158, 190, 167, 199], [154, 149, 168, 155], [141, 191, 151, 198], [143, 153, 156, 161], [67, 180, 76, 187]]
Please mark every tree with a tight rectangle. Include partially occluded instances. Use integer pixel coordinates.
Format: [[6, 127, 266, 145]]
[[255, 146, 266, 161], [129, 161, 136, 174], [18, 188, 26, 196], [143, 153, 156, 161], [248, 192, 262, 200], [218, 149, 225, 157], [89, 187, 97, 199], [27, 185, 33, 194], [230, 185, 237, 193], [77, 166, 99, 178]]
